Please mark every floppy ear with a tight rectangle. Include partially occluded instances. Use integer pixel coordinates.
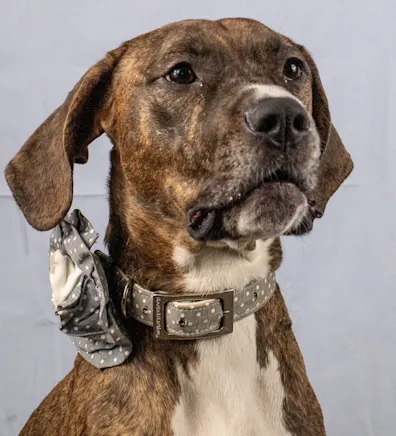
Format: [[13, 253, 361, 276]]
[[4, 46, 125, 231], [300, 46, 354, 216]]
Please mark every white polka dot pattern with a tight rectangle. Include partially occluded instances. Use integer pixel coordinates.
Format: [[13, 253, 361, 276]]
[[128, 273, 277, 338], [49, 210, 133, 370]]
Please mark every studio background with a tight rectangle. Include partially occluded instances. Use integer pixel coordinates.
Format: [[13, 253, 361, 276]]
[[0, 1, 393, 435]]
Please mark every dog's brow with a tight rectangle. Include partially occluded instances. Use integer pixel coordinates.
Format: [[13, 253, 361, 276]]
[[248, 36, 283, 59], [158, 31, 227, 59], [162, 43, 212, 60], [268, 37, 283, 54]]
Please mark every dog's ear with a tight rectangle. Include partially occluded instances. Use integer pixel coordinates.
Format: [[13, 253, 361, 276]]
[[5, 46, 126, 231], [300, 46, 354, 216]]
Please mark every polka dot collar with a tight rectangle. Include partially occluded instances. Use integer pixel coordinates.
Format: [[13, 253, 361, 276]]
[[123, 273, 277, 340]]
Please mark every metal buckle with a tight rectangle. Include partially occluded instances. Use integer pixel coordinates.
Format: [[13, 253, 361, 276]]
[[120, 281, 132, 319], [152, 290, 234, 340], [119, 268, 133, 319]]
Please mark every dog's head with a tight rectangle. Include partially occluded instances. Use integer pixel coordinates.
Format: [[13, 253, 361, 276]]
[[5, 18, 353, 279]]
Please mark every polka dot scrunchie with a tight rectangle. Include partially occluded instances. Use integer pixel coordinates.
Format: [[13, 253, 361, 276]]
[[49, 210, 132, 369]]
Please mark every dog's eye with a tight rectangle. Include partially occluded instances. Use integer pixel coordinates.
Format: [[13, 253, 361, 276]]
[[166, 62, 196, 84], [283, 58, 304, 81]]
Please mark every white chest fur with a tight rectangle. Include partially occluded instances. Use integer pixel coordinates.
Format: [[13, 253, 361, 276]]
[[171, 240, 292, 436]]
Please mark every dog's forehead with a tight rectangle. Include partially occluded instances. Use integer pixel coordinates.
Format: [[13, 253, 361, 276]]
[[123, 18, 291, 66]]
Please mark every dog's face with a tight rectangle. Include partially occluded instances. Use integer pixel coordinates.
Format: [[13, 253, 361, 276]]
[[114, 19, 322, 244], [5, 19, 353, 277]]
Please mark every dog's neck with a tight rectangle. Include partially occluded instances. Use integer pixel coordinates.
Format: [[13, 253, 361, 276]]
[[172, 239, 279, 294], [106, 209, 282, 297]]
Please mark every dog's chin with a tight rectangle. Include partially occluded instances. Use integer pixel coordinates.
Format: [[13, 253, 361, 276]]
[[225, 181, 309, 241], [188, 181, 310, 242]]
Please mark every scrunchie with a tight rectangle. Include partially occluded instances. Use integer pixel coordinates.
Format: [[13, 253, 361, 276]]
[[49, 210, 132, 369]]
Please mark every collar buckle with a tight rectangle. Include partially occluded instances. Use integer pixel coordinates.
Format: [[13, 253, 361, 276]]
[[152, 290, 234, 340]]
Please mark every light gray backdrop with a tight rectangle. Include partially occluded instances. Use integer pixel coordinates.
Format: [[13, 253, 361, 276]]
[[0, 1, 393, 435]]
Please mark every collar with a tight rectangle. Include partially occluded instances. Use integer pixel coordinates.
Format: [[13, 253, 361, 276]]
[[115, 262, 277, 341]]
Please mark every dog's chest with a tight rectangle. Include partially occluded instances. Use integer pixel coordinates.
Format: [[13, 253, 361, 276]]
[[171, 239, 291, 436], [171, 316, 291, 436]]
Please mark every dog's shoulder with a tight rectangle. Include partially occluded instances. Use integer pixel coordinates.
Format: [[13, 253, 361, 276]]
[[20, 351, 186, 436]]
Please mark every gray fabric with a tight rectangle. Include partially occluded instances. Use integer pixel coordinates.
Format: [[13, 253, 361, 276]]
[[129, 274, 276, 337], [50, 210, 133, 369]]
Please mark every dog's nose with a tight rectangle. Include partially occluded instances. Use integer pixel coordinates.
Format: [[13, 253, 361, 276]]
[[245, 98, 310, 148]]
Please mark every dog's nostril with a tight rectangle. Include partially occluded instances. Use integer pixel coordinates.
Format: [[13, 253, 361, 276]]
[[261, 114, 280, 133], [292, 113, 309, 132]]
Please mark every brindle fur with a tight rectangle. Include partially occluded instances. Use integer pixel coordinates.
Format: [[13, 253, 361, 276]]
[[5, 18, 353, 436]]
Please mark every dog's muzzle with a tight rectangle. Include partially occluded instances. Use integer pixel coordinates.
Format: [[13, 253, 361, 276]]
[[187, 96, 321, 241]]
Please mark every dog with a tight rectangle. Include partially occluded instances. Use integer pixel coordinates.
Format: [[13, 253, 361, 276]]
[[5, 18, 353, 436]]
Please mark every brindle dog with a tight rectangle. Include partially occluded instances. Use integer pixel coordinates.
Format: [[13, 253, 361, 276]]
[[5, 18, 353, 436]]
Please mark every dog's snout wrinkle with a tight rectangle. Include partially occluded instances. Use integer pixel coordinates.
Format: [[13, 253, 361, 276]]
[[245, 97, 310, 149]]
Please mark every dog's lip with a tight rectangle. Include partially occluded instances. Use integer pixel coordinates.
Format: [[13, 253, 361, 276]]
[[187, 208, 218, 240], [227, 168, 307, 211], [187, 179, 311, 241], [262, 169, 300, 186], [235, 178, 323, 231], [189, 168, 309, 217]]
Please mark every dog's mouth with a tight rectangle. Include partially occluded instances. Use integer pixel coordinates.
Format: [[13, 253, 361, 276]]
[[188, 168, 321, 241], [261, 168, 303, 189]]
